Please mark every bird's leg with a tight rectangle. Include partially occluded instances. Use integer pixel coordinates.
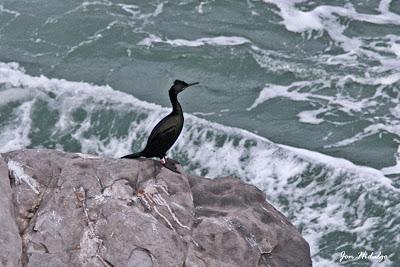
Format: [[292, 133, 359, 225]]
[[160, 157, 167, 165]]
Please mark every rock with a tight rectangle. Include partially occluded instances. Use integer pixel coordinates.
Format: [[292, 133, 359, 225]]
[[0, 155, 22, 267], [0, 149, 312, 267]]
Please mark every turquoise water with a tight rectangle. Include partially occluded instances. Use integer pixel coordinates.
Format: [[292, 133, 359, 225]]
[[0, 0, 399, 266]]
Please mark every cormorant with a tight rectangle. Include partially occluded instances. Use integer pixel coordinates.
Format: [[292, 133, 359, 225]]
[[121, 80, 199, 170]]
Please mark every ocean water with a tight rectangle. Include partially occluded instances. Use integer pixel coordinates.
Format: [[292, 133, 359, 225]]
[[0, 0, 399, 266]]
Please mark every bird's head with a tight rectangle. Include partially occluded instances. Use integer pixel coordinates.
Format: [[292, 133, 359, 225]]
[[169, 80, 199, 95]]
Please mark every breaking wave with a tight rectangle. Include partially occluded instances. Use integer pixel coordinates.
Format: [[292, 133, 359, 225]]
[[0, 61, 399, 265]]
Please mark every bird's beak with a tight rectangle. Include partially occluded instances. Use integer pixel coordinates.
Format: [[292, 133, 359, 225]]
[[184, 82, 199, 90]]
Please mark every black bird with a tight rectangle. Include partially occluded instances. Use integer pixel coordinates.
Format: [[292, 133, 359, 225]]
[[121, 80, 199, 169]]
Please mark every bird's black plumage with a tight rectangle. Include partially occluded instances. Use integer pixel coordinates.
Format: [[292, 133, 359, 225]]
[[122, 80, 199, 164]]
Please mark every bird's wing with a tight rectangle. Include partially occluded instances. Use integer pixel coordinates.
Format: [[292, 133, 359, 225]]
[[144, 114, 181, 152], [147, 115, 176, 141]]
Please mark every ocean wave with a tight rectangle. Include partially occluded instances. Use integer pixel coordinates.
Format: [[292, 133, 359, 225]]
[[0, 61, 399, 265], [264, 0, 400, 51], [247, 68, 400, 162]]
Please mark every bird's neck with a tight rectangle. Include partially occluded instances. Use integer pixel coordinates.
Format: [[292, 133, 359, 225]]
[[169, 92, 182, 115]]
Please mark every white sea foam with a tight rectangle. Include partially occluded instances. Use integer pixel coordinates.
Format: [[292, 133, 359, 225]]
[[382, 146, 400, 175], [116, 3, 139, 16], [259, 0, 400, 153], [247, 81, 316, 111], [66, 21, 118, 56], [249, 46, 327, 78], [248, 67, 400, 153], [297, 108, 327, 125], [138, 35, 250, 47], [0, 4, 20, 17], [264, 0, 400, 52], [325, 124, 386, 148], [248, 79, 370, 114], [0, 59, 396, 181], [0, 62, 399, 265], [264, 0, 324, 33], [0, 100, 33, 153]]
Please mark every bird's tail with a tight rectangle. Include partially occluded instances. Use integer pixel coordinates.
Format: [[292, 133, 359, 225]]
[[120, 151, 144, 159]]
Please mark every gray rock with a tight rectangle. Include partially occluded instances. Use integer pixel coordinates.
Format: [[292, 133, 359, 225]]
[[0, 155, 22, 267], [0, 149, 312, 267]]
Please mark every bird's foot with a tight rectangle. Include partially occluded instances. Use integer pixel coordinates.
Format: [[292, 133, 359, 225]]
[[160, 157, 180, 173]]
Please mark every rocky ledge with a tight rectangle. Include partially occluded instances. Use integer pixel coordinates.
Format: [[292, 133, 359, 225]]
[[0, 149, 311, 267]]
